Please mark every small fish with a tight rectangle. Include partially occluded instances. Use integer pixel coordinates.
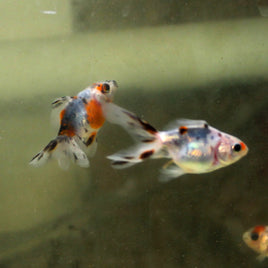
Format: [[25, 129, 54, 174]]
[[104, 104, 248, 181], [30, 80, 118, 169], [243, 225, 268, 261]]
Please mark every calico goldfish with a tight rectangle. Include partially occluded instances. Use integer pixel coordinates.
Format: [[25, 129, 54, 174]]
[[104, 104, 248, 181], [243, 225, 268, 261], [30, 80, 118, 169]]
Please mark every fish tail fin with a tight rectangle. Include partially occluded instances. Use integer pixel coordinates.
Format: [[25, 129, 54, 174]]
[[107, 138, 165, 169], [103, 103, 158, 143], [104, 103, 166, 169], [29, 135, 89, 169]]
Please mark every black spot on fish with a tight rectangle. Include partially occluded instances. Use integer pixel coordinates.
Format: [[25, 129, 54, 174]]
[[124, 156, 134, 160], [86, 134, 96, 146], [37, 153, 43, 160], [82, 98, 88, 104], [30, 152, 41, 162], [112, 160, 129, 166], [123, 111, 157, 134], [58, 123, 68, 135], [179, 126, 188, 135], [142, 138, 156, 143], [140, 150, 154, 159], [73, 153, 78, 161], [44, 140, 58, 152], [204, 123, 208, 128]]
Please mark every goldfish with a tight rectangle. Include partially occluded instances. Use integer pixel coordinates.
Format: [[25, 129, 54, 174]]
[[243, 225, 268, 261], [30, 80, 118, 169], [104, 104, 248, 181]]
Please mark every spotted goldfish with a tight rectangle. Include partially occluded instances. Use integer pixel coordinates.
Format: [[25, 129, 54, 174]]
[[30, 80, 118, 169], [104, 104, 248, 181], [243, 225, 268, 261]]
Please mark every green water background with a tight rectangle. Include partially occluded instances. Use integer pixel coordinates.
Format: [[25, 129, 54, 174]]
[[0, 1, 267, 267]]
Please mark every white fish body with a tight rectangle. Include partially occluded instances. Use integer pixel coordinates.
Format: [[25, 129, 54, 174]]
[[104, 103, 248, 181]]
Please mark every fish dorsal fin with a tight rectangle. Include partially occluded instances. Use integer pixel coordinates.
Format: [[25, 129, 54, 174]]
[[163, 119, 209, 131]]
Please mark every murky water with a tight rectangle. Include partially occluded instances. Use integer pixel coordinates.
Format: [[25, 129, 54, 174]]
[[0, 1, 267, 267]]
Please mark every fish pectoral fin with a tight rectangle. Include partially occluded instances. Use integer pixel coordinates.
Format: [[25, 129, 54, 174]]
[[159, 161, 185, 182], [51, 96, 73, 109]]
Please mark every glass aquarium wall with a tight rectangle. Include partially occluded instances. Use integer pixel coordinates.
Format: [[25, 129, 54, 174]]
[[0, 0, 267, 267]]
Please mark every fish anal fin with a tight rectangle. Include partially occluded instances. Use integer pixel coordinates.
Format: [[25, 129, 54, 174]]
[[159, 161, 185, 182]]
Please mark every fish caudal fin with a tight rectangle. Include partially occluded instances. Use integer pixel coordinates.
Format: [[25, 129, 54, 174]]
[[107, 140, 164, 169], [30, 136, 89, 169], [104, 103, 166, 169], [103, 103, 158, 142]]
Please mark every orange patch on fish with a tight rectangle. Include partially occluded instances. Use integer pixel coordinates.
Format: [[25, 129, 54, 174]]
[[58, 109, 76, 137], [92, 83, 103, 92], [86, 131, 97, 146], [240, 142, 247, 151], [253, 226, 266, 233], [60, 109, 66, 120], [85, 99, 105, 129]]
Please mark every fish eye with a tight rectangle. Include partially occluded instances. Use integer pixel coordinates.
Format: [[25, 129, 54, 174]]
[[101, 83, 110, 93], [232, 143, 241, 152], [250, 232, 259, 241]]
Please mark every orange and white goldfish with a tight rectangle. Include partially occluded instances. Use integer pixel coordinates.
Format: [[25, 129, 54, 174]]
[[30, 80, 118, 169], [243, 225, 268, 261], [104, 104, 248, 181]]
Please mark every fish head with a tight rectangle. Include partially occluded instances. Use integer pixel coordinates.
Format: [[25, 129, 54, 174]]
[[215, 133, 248, 166], [91, 80, 118, 103], [243, 226, 268, 254]]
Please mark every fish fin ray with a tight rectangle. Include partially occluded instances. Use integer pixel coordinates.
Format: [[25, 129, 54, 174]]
[[107, 142, 162, 169], [76, 134, 98, 158], [30, 136, 89, 169], [103, 103, 157, 142], [163, 119, 208, 131], [51, 96, 73, 109]]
